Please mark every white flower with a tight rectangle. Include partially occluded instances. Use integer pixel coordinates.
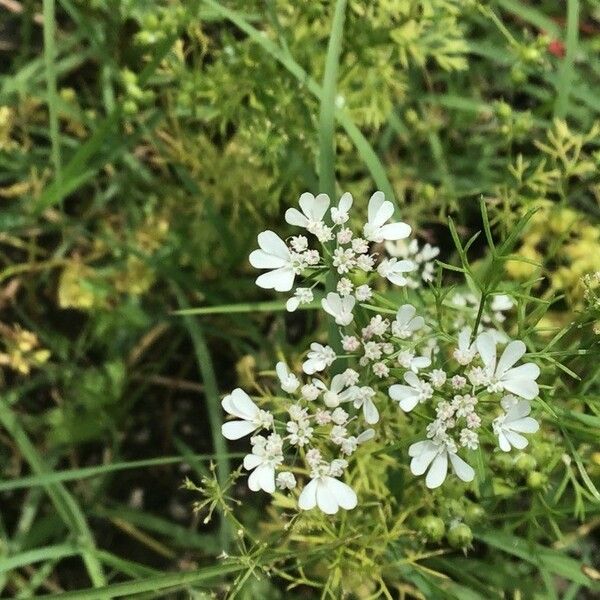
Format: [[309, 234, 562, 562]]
[[453, 327, 476, 365], [243, 434, 284, 493], [352, 238, 369, 254], [493, 398, 540, 452], [337, 227, 353, 244], [373, 361, 389, 378], [303, 343, 336, 375], [285, 192, 330, 231], [429, 369, 447, 388], [349, 385, 379, 424], [476, 332, 540, 399], [249, 230, 297, 292], [287, 420, 313, 446], [341, 335, 360, 352], [321, 292, 355, 326], [337, 277, 353, 296], [397, 351, 431, 373], [451, 375, 467, 389], [340, 429, 374, 455], [301, 383, 321, 401], [276, 361, 300, 393], [389, 372, 433, 412], [332, 248, 356, 274], [378, 257, 416, 286], [459, 428, 479, 450], [331, 192, 353, 224], [286, 287, 313, 312], [328, 458, 348, 477], [276, 472, 297, 490], [314, 374, 353, 408], [330, 425, 347, 444], [354, 284, 372, 301], [331, 407, 349, 424], [356, 254, 375, 272], [289, 235, 308, 252], [391, 304, 424, 338], [305, 448, 322, 467], [341, 368, 359, 386], [408, 438, 475, 489], [363, 191, 412, 243], [221, 388, 273, 440], [298, 475, 357, 514], [491, 294, 514, 313]]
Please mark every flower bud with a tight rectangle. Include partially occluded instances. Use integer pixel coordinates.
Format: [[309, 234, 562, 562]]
[[513, 453, 537, 474], [464, 504, 485, 525], [527, 471, 548, 490], [447, 523, 473, 549], [492, 453, 513, 472], [419, 516, 445, 542]]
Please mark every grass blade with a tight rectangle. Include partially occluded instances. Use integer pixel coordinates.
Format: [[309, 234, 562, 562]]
[[43, 0, 62, 183], [0, 398, 107, 586], [172, 283, 231, 550], [555, 0, 580, 118]]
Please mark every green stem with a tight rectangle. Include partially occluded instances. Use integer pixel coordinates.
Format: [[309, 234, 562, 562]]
[[319, 0, 347, 367]]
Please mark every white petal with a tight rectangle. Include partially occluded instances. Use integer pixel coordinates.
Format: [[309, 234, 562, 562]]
[[257, 230, 289, 260], [221, 394, 236, 417], [338, 192, 353, 214], [411, 356, 431, 371], [410, 445, 438, 476], [357, 429, 375, 443], [322, 292, 342, 316], [286, 297, 300, 312], [392, 259, 416, 274], [326, 477, 357, 510], [330, 374, 346, 394], [371, 199, 394, 228], [230, 388, 259, 419], [404, 371, 420, 387], [497, 431, 512, 452], [387, 273, 409, 286], [502, 377, 539, 400], [504, 399, 532, 421], [496, 340, 526, 377], [222, 420, 257, 440], [476, 331, 497, 370], [396, 304, 416, 325], [243, 454, 262, 470], [256, 267, 295, 292], [409, 440, 433, 457], [311, 193, 330, 221], [425, 452, 448, 489], [275, 361, 288, 382], [302, 358, 321, 375], [298, 479, 318, 510], [285, 207, 309, 227], [249, 249, 288, 270], [378, 222, 412, 241], [449, 453, 475, 482], [367, 191, 386, 223], [247, 466, 262, 491], [504, 429, 529, 450], [258, 465, 275, 494], [316, 480, 339, 514], [508, 417, 539, 434], [399, 395, 420, 412], [408, 316, 424, 331], [363, 398, 379, 424], [458, 327, 472, 351]]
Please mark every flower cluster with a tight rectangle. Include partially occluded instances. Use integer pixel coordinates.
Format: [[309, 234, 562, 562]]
[[249, 191, 415, 311], [222, 191, 542, 513], [222, 365, 374, 514], [385, 238, 440, 288]]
